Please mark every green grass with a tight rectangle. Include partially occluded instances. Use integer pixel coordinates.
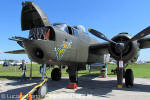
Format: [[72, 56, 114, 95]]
[[127, 63, 150, 78], [0, 63, 150, 80]]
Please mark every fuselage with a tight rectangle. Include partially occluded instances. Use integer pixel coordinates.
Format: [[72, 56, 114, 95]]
[[23, 25, 105, 65]]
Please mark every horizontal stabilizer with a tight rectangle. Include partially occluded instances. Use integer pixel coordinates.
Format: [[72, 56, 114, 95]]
[[5, 49, 25, 54]]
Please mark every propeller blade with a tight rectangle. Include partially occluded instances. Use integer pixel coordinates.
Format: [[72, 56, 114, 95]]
[[88, 28, 117, 44], [129, 26, 150, 42]]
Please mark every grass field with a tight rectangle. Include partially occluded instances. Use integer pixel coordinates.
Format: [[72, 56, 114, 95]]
[[0, 63, 150, 80]]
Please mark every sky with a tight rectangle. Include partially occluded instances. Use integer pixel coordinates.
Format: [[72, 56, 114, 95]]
[[0, 0, 150, 61]]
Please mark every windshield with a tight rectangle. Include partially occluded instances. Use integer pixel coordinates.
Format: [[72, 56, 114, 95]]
[[52, 23, 68, 33]]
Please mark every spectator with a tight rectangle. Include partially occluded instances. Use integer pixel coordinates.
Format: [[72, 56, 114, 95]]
[[19, 60, 27, 82]]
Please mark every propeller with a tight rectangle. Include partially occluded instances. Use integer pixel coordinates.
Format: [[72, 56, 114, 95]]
[[127, 26, 150, 43], [88, 28, 117, 44]]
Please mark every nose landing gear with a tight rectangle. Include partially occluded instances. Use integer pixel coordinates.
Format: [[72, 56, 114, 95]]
[[117, 60, 134, 88]]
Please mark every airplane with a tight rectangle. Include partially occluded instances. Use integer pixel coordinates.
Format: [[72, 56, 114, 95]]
[[5, 1, 150, 96]]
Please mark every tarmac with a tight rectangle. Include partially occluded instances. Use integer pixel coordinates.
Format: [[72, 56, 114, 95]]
[[0, 77, 150, 100]]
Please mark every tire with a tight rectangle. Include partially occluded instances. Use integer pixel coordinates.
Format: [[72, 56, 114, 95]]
[[125, 69, 134, 87], [51, 68, 61, 81], [37, 83, 48, 98]]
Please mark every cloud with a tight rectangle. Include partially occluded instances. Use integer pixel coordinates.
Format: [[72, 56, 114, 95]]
[[0, 50, 2, 54]]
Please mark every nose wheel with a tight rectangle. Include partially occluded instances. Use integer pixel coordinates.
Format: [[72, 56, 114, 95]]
[[51, 68, 61, 81]]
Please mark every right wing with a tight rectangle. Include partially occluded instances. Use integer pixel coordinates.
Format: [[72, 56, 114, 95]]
[[138, 36, 150, 49], [89, 36, 150, 55], [5, 49, 26, 54], [89, 42, 110, 55]]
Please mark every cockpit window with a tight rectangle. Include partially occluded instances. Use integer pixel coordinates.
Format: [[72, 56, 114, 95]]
[[52, 23, 79, 37], [67, 26, 73, 35], [72, 28, 79, 37], [52, 23, 69, 33], [67, 27, 79, 37]]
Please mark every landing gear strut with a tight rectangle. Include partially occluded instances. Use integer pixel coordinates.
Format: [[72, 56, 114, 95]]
[[117, 61, 124, 88], [68, 66, 78, 83], [51, 68, 61, 81], [41, 64, 46, 80]]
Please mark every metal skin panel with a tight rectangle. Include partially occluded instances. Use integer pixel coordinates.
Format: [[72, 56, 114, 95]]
[[77, 31, 90, 63], [21, 2, 50, 30], [64, 32, 78, 62], [54, 29, 77, 63]]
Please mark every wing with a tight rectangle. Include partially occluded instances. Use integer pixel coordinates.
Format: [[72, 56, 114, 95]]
[[138, 36, 150, 49], [89, 42, 110, 55], [90, 36, 150, 55], [5, 49, 26, 54]]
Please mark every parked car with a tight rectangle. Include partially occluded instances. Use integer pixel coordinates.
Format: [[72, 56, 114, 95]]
[[3, 62, 11, 67]]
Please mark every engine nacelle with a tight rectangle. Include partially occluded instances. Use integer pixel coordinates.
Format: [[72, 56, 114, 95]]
[[108, 33, 139, 63]]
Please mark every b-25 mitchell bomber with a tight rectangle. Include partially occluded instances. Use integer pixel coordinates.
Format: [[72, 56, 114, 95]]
[[6, 1, 150, 90]]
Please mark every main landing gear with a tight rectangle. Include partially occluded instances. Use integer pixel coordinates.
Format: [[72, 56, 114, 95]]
[[117, 60, 134, 88], [67, 66, 78, 83], [51, 67, 61, 81], [66, 66, 78, 89]]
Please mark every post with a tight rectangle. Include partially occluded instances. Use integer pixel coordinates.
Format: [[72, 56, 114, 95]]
[[117, 60, 124, 88], [30, 60, 32, 80]]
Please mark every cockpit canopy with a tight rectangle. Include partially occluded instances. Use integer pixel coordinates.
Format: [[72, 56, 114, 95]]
[[52, 23, 86, 33], [52, 23, 79, 36], [73, 25, 86, 32], [52, 23, 68, 33]]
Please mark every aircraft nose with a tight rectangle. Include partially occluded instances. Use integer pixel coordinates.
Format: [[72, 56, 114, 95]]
[[23, 40, 46, 63], [23, 39, 54, 64]]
